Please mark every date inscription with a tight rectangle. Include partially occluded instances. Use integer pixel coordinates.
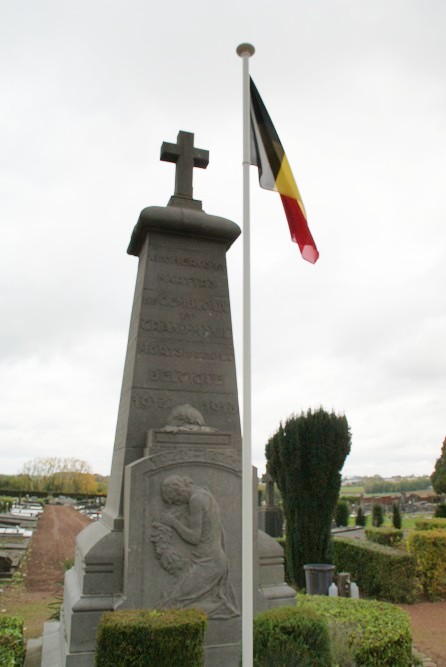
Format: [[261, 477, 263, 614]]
[[132, 394, 173, 411], [200, 398, 237, 415], [131, 393, 237, 416]]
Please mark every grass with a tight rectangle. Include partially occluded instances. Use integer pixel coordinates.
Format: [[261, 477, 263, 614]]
[[344, 513, 433, 530], [340, 485, 365, 495], [0, 580, 59, 639], [0, 551, 60, 641]]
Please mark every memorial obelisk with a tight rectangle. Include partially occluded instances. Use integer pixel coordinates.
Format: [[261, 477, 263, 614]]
[[57, 132, 243, 666], [45, 131, 294, 667]]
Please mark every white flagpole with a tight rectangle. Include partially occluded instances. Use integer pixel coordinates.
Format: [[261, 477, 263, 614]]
[[236, 41, 255, 667]]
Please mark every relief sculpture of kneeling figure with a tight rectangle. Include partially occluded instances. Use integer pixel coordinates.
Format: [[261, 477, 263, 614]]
[[151, 474, 240, 619]]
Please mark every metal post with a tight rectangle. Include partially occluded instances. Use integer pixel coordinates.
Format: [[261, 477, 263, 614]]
[[236, 41, 255, 667]]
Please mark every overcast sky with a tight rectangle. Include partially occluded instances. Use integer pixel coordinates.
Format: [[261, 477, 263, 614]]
[[1, 1, 445, 479]]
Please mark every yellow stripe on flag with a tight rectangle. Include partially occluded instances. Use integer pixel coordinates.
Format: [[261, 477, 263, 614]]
[[275, 154, 307, 217]]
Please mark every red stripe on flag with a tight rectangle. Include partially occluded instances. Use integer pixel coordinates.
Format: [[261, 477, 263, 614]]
[[280, 195, 319, 264]]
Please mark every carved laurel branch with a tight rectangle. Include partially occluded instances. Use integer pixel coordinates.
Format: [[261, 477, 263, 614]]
[[150, 521, 188, 576]]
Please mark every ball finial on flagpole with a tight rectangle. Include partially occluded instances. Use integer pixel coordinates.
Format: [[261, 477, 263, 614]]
[[236, 43, 255, 57]]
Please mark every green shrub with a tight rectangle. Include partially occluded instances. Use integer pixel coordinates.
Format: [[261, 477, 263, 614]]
[[431, 436, 446, 494], [335, 500, 350, 527], [365, 527, 403, 547], [406, 530, 446, 600], [332, 537, 417, 603], [372, 503, 384, 527], [414, 517, 446, 531], [392, 503, 402, 529], [95, 608, 207, 667], [296, 596, 412, 666], [355, 507, 366, 527], [0, 616, 25, 667], [434, 503, 446, 518], [253, 606, 332, 666], [266, 408, 351, 588], [0, 497, 14, 512]]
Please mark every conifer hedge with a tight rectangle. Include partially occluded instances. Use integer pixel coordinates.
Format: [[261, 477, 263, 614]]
[[335, 500, 350, 527], [434, 503, 446, 518], [266, 408, 351, 588], [296, 596, 412, 666], [414, 517, 446, 531], [95, 608, 207, 667], [365, 526, 403, 547], [392, 502, 402, 529], [253, 606, 332, 666], [407, 530, 446, 600], [371, 503, 384, 527], [355, 507, 366, 527], [332, 537, 417, 603]]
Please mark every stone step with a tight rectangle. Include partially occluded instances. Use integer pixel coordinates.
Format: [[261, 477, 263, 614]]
[[41, 621, 62, 667], [24, 637, 42, 667]]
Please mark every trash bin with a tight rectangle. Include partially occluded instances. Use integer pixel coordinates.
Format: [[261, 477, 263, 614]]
[[303, 564, 335, 595]]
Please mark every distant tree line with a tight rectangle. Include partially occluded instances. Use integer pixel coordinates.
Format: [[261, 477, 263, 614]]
[[363, 476, 432, 494], [0, 457, 108, 495]]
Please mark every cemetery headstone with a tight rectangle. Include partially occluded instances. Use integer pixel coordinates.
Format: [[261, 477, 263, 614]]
[[258, 470, 283, 537]]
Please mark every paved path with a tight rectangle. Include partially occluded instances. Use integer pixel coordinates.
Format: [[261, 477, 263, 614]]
[[399, 601, 446, 667]]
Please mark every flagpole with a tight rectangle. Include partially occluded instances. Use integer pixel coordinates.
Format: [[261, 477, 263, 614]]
[[236, 41, 255, 667]]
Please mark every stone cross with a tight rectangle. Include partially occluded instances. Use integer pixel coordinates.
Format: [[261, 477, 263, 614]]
[[161, 131, 209, 209]]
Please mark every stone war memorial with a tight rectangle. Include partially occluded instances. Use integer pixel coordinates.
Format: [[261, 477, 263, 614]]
[[42, 131, 294, 666]]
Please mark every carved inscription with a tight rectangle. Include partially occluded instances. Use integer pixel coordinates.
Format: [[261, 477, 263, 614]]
[[132, 389, 237, 415], [132, 394, 173, 411], [131, 392, 237, 416], [140, 319, 232, 339], [201, 398, 236, 415], [137, 342, 234, 363], [147, 370, 224, 387], [148, 253, 224, 272], [143, 292, 229, 314], [158, 274, 217, 289]]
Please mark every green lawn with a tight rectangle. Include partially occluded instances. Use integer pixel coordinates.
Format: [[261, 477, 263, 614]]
[[346, 513, 433, 530], [340, 486, 364, 495]]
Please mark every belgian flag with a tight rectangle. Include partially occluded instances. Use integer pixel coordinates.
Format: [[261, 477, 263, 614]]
[[250, 77, 319, 264]]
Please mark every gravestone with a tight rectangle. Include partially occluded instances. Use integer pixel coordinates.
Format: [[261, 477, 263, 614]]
[[258, 470, 283, 538], [45, 131, 293, 667]]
